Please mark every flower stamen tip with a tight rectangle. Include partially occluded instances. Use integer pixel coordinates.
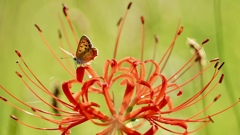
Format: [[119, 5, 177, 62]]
[[208, 116, 214, 123], [58, 30, 62, 39], [219, 74, 224, 83], [34, 24, 42, 32], [0, 96, 7, 102], [154, 34, 159, 43], [62, 3, 68, 16], [31, 107, 37, 112], [15, 71, 22, 78], [210, 58, 220, 63], [214, 94, 221, 102], [178, 26, 183, 35], [127, 2, 132, 10], [15, 50, 22, 57], [10, 115, 18, 121], [202, 38, 209, 45], [141, 16, 144, 24], [214, 61, 219, 68], [218, 62, 225, 70], [117, 17, 122, 26]]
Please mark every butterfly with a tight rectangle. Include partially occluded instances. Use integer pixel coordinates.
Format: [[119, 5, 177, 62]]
[[61, 35, 98, 65]]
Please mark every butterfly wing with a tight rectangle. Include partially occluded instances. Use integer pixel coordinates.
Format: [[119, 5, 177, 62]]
[[76, 35, 93, 56], [75, 35, 98, 64], [77, 48, 98, 64]]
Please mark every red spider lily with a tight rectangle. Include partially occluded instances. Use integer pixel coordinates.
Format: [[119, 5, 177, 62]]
[[1, 2, 239, 135]]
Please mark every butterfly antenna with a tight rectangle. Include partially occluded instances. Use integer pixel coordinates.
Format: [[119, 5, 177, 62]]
[[113, 2, 132, 59], [60, 56, 72, 59], [59, 47, 75, 58], [140, 16, 145, 62]]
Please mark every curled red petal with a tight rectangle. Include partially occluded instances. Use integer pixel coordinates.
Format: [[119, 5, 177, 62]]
[[124, 106, 158, 121], [103, 59, 118, 83], [61, 118, 88, 135], [160, 120, 187, 130], [134, 60, 146, 80], [76, 67, 85, 82], [155, 75, 167, 104], [137, 99, 153, 105], [62, 81, 78, 106], [96, 125, 114, 135], [120, 122, 141, 135], [59, 125, 71, 135], [144, 125, 158, 135], [119, 80, 135, 116], [144, 60, 160, 79], [158, 96, 170, 110], [81, 78, 101, 102], [83, 102, 106, 117], [78, 102, 111, 124], [102, 83, 116, 116], [85, 66, 98, 78], [137, 80, 151, 89], [167, 97, 173, 110]]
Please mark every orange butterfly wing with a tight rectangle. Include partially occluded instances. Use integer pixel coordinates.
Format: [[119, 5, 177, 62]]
[[75, 35, 98, 64]]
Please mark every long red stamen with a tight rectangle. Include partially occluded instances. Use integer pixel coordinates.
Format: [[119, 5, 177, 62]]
[[58, 30, 75, 73], [15, 51, 73, 108], [140, 16, 145, 62], [167, 61, 215, 94], [10, 115, 59, 131], [165, 64, 223, 113], [147, 35, 159, 80], [113, 2, 132, 59], [16, 71, 73, 112], [167, 40, 210, 82], [62, 4, 78, 45], [57, 13, 74, 53], [159, 21, 183, 73], [187, 94, 221, 120], [1, 86, 65, 117], [34, 25, 75, 77], [192, 98, 240, 123]]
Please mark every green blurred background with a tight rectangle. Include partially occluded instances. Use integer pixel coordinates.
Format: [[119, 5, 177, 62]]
[[0, 0, 239, 135]]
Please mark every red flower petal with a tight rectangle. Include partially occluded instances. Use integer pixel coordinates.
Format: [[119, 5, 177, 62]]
[[118, 80, 135, 116], [144, 125, 158, 135], [76, 67, 85, 82], [62, 81, 78, 106]]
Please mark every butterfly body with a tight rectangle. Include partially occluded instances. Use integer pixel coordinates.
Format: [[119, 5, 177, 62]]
[[60, 35, 98, 66]]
